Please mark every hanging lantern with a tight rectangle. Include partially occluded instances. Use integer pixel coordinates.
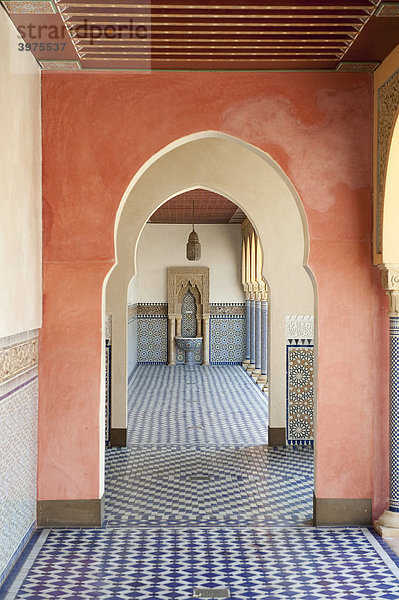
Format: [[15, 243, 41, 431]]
[[187, 229, 201, 260], [186, 198, 201, 261]]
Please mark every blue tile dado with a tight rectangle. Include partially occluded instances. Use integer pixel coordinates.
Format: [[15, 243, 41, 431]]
[[133, 302, 246, 365], [0, 374, 38, 588], [210, 316, 246, 364], [12, 527, 399, 600], [137, 317, 168, 364]]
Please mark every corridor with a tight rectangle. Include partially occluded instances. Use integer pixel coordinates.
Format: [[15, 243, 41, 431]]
[[2, 366, 399, 599]]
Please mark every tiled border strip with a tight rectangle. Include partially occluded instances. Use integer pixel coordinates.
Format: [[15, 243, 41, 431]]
[[0, 523, 36, 591], [0, 530, 50, 600], [0, 366, 38, 410], [362, 528, 399, 577], [0, 375, 37, 403]]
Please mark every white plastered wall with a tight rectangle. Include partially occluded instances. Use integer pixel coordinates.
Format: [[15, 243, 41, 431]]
[[128, 223, 244, 303], [0, 6, 42, 338], [105, 133, 315, 436]]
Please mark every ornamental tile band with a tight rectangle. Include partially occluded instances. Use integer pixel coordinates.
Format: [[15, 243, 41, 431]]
[[336, 62, 379, 72], [0, 339, 38, 384], [2, 0, 56, 13], [376, 3, 399, 17], [38, 61, 82, 71], [137, 304, 168, 317], [286, 315, 314, 342], [127, 304, 138, 322], [377, 69, 399, 255], [105, 314, 112, 340], [210, 303, 245, 316]]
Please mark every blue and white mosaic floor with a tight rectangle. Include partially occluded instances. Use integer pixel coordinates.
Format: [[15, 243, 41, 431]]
[[104, 445, 313, 527], [8, 527, 399, 600], [2, 365, 399, 599], [127, 365, 269, 446]]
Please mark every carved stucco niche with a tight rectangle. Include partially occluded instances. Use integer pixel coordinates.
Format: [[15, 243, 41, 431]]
[[167, 267, 210, 317], [167, 267, 210, 365]]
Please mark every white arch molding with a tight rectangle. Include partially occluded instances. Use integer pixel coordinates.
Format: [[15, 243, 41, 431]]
[[382, 112, 399, 264], [103, 131, 317, 450], [374, 112, 399, 535]]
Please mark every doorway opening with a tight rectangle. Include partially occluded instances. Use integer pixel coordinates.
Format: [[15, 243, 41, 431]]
[[103, 131, 317, 524]]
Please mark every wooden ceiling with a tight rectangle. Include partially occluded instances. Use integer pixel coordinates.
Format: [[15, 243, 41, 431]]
[[3, 0, 399, 70], [148, 189, 246, 224]]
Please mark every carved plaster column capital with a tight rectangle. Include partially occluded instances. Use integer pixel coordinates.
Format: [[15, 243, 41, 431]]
[[380, 264, 399, 316]]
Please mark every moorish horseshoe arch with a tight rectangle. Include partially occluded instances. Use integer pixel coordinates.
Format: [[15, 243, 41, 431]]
[[103, 131, 317, 454], [375, 82, 399, 534], [381, 112, 399, 264], [376, 70, 399, 261]]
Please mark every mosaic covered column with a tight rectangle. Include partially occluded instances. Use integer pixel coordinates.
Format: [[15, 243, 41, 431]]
[[389, 314, 399, 510], [376, 267, 399, 536], [257, 298, 268, 389], [252, 298, 262, 379], [202, 315, 210, 365], [243, 297, 251, 367], [168, 316, 176, 365], [248, 298, 256, 372]]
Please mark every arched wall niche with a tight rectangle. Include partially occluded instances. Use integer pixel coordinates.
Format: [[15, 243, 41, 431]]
[[104, 131, 316, 451], [177, 283, 202, 310]]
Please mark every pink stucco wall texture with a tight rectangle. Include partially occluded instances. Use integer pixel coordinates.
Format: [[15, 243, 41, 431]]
[[40, 71, 389, 518]]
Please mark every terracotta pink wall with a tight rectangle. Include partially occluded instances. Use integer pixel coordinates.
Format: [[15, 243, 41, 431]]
[[40, 72, 389, 515]]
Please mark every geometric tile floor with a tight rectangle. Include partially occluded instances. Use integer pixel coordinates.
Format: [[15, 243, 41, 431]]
[[2, 365, 399, 599], [126, 365, 271, 446], [8, 527, 399, 600], [104, 445, 314, 527]]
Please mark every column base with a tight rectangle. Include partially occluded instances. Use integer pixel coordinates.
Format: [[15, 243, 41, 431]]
[[246, 363, 256, 373], [251, 369, 261, 381], [110, 427, 127, 447], [242, 359, 250, 367], [257, 374, 267, 389], [313, 492, 371, 526], [38, 496, 104, 527], [268, 426, 286, 446], [374, 510, 399, 537]]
